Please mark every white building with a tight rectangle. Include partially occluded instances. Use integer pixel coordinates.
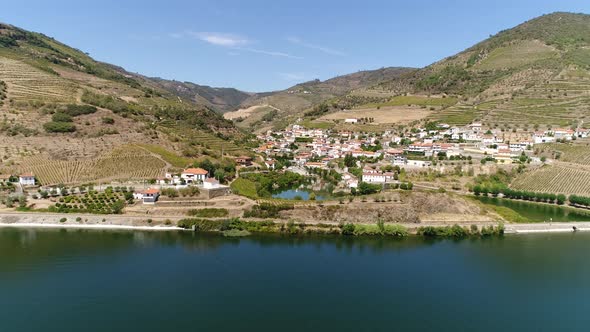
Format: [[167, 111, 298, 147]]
[[181, 168, 209, 184], [19, 173, 35, 186]]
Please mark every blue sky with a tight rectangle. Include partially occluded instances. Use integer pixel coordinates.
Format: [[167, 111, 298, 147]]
[[2, 0, 589, 92]]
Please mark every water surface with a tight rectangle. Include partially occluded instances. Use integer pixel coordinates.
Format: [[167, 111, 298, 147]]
[[272, 188, 326, 200], [1, 228, 590, 331], [475, 196, 590, 222]]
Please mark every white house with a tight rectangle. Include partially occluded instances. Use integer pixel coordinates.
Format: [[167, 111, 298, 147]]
[[344, 118, 358, 124], [181, 168, 209, 184], [19, 173, 35, 186], [134, 188, 160, 204]]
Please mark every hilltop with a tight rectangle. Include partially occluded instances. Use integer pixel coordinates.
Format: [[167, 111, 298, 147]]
[[0, 23, 248, 185]]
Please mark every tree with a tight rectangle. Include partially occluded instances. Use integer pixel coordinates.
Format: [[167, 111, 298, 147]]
[[343, 154, 356, 168]]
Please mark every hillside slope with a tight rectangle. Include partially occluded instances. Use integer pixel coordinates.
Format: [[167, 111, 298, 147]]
[[371, 12, 590, 128], [0, 23, 246, 185], [149, 78, 252, 113]]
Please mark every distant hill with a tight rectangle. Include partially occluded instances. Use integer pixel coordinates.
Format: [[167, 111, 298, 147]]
[[149, 78, 252, 113], [0, 23, 247, 184], [227, 67, 416, 131]]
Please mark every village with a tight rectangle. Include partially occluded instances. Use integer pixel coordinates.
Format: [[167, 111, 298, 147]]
[[254, 120, 589, 189]]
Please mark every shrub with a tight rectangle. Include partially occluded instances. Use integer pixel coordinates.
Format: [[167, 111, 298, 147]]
[[187, 208, 229, 218], [59, 218, 67, 223], [101, 117, 115, 124], [51, 112, 73, 122], [341, 223, 355, 235], [43, 121, 76, 133]]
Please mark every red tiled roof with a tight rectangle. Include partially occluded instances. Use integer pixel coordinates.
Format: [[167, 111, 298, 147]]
[[182, 168, 208, 175], [144, 188, 160, 194]]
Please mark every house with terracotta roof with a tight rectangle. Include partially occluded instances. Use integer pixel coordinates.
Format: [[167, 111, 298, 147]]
[[235, 156, 253, 166], [133, 188, 160, 204], [19, 173, 35, 186], [181, 168, 209, 184]]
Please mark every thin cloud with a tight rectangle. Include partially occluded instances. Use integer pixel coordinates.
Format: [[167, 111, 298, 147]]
[[188, 31, 249, 47], [287, 37, 346, 56], [173, 31, 302, 59], [239, 47, 303, 59]]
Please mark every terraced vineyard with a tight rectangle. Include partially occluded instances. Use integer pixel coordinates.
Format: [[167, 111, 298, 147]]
[[511, 164, 590, 196], [190, 132, 247, 156], [536, 142, 590, 165], [0, 57, 77, 102], [430, 106, 483, 126], [480, 69, 590, 128], [19, 146, 167, 185]]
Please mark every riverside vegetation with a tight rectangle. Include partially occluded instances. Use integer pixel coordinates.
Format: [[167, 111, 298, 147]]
[[176, 218, 504, 239]]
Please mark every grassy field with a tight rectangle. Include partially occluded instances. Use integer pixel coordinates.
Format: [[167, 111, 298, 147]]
[[511, 164, 590, 196], [474, 40, 558, 70], [230, 178, 258, 199], [138, 144, 193, 168]]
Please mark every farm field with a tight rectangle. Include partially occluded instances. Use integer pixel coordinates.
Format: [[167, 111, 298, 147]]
[[320, 106, 432, 124], [0, 57, 77, 103], [479, 68, 590, 129], [536, 142, 590, 165], [511, 164, 590, 196], [473, 40, 558, 70], [18, 146, 167, 185], [358, 95, 458, 109], [429, 106, 483, 126]]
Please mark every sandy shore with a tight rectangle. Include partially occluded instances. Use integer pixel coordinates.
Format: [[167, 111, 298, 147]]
[[0, 211, 186, 231]]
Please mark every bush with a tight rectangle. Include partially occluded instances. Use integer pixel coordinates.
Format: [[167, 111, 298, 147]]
[[52, 112, 73, 122], [59, 218, 67, 223], [187, 208, 229, 218], [341, 223, 355, 235], [101, 117, 115, 124], [43, 121, 76, 133]]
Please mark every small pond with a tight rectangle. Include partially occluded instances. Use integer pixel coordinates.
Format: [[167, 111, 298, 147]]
[[272, 189, 326, 201]]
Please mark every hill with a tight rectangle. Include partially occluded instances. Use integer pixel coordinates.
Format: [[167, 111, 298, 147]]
[[369, 12, 590, 129], [225, 67, 416, 131], [148, 78, 252, 113], [0, 23, 247, 185], [236, 12, 590, 132]]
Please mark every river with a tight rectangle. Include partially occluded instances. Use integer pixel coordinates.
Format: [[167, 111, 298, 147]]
[[1, 228, 589, 331]]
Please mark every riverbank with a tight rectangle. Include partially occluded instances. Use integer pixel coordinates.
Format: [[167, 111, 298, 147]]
[[0, 222, 184, 231], [1, 210, 588, 235], [505, 222, 590, 234]]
